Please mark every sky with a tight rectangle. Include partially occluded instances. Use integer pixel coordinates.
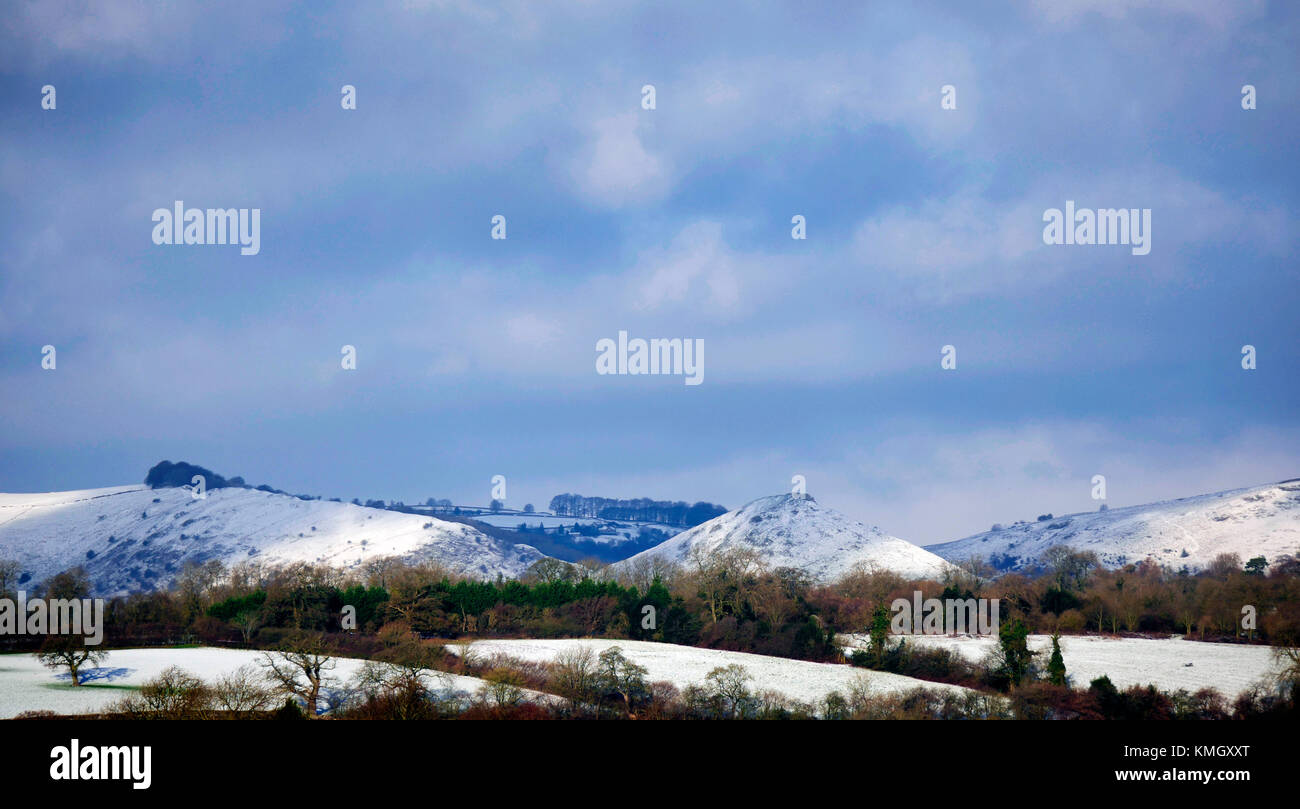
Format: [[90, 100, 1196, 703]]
[[0, 0, 1297, 546]]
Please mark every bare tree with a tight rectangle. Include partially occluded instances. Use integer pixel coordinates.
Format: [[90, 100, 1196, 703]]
[[260, 633, 337, 716], [1173, 580, 1201, 637], [174, 559, 227, 620], [704, 664, 754, 719], [687, 546, 763, 624], [361, 556, 403, 590], [596, 646, 648, 718], [1206, 552, 1243, 580], [109, 666, 214, 719], [752, 567, 811, 628], [481, 667, 528, 709], [384, 561, 454, 626], [40, 567, 92, 599], [351, 659, 445, 719], [373, 623, 444, 679], [549, 646, 599, 712], [37, 635, 107, 687], [619, 555, 680, 593], [223, 561, 269, 596], [1041, 546, 1098, 591], [576, 558, 612, 582], [212, 664, 275, 713], [571, 595, 616, 635], [523, 557, 577, 585], [233, 608, 262, 644]]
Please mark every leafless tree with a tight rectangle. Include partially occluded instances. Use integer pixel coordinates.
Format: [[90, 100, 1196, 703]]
[[481, 667, 528, 708], [175, 559, 227, 620], [109, 666, 214, 719], [523, 557, 578, 585], [234, 608, 262, 644], [704, 664, 754, 719], [596, 645, 648, 718], [37, 635, 106, 687], [212, 664, 275, 712], [40, 567, 92, 599], [549, 646, 599, 711], [260, 633, 337, 716]]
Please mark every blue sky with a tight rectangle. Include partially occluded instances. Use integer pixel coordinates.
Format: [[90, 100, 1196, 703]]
[[1, 0, 1297, 545]]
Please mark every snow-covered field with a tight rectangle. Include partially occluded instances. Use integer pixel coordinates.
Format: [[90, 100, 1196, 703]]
[[0, 647, 534, 718], [0, 485, 548, 594], [453, 638, 970, 705], [470, 513, 682, 545], [926, 479, 1300, 572], [841, 633, 1282, 697]]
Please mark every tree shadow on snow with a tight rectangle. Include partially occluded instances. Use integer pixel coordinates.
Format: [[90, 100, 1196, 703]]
[[56, 666, 132, 684]]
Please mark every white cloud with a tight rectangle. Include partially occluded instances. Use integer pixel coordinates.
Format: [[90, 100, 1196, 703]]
[[1027, 0, 1266, 28], [628, 221, 741, 313], [3, 0, 289, 68], [567, 113, 671, 208], [851, 169, 1293, 302]]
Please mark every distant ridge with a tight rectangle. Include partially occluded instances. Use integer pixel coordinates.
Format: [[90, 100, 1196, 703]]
[[926, 479, 1300, 572], [0, 485, 549, 596]]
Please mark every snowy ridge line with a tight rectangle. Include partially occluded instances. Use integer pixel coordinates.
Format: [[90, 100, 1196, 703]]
[[925, 479, 1300, 573], [619, 493, 956, 582], [0, 485, 550, 596]]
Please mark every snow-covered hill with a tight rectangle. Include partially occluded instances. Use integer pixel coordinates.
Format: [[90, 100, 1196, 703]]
[[925, 479, 1300, 572], [0, 485, 548, 595], [619, 493, 956, 581]]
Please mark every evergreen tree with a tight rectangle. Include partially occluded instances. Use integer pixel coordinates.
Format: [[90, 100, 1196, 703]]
[[868, 605, 891, 667], [1046, 632, 1067, 686], [274, 697, 306, 720], [996, 618, 1034, 688]]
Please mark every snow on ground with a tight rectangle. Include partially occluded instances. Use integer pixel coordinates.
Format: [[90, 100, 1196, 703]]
[[925, 479, 1300, 572], [452, 638, 970, 706], [0, 485, 547, 595], [0, 647, 541, 718], [840, 633, 1282, 697], [470, 513, 682, 545], [620, 494, 955, 582]]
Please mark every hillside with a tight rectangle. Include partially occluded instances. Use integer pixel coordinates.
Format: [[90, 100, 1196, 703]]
[[619, 493, 956, 581], [0, 485, 547, 595], [925, 479, 1300, 572]]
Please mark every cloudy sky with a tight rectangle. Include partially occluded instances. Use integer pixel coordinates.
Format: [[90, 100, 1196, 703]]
[[1, 0, 1296, 545]]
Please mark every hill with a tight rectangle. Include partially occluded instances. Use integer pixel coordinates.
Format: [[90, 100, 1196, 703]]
[[925, 479, 1300, 572], [620, 493, 955, 581], [0, 485, 547, 595]]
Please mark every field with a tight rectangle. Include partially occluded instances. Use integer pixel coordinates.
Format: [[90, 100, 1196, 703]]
[[840, 633, 1282, 697], [455, 638, 970, 705], [0, 647, 531, 718]]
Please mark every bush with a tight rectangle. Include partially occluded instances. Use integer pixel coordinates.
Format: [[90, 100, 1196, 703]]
[[1057, 609, 1086, 632], [108, 666, 214, 719], [144, 460, 229, 490], [12, 710, 59, 720], [274, 697, 306, 720], [1088, 676, 1174, 720]]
